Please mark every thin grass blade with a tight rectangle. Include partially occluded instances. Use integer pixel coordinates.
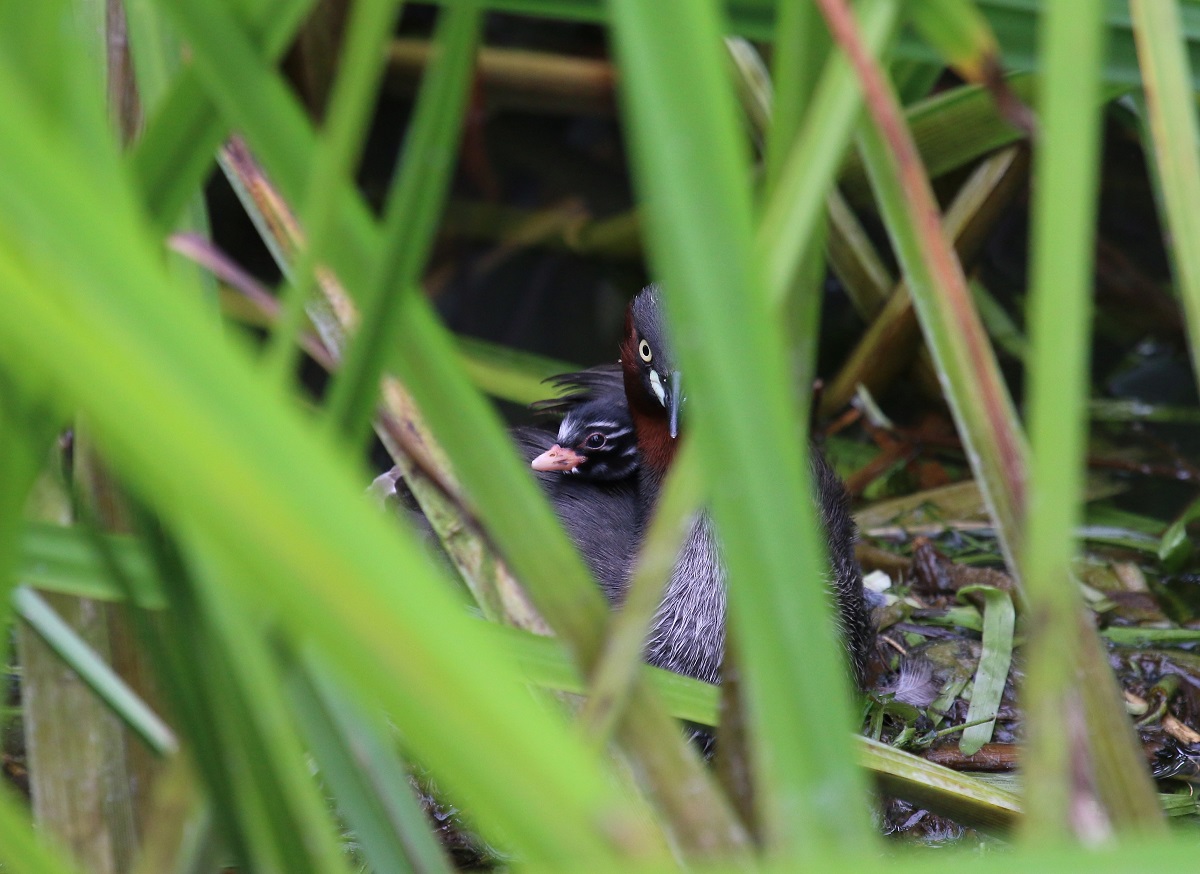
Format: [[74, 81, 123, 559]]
[[757, 0, 901, 309], [263, 0, 407, 384], [608, 0, 872, 856], [12, 587, 176, 756], [130, 0, 317, 229], [285, 654, 454, 874], [1129, 0, 1200, 391], [1020, 0, 1162, 839], [325, 4, 481, 444]]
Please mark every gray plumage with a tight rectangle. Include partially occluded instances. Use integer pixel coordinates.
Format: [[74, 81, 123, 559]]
[[522, 286, 874, 689]]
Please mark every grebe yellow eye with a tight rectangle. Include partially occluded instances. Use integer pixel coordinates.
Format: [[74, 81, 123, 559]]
[[638, 339, 652, 362]]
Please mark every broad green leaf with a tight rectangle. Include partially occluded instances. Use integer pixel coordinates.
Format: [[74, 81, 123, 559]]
[[955, 585, 1014, 756]]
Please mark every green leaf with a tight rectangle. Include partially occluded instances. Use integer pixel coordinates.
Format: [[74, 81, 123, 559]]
[[324, 4, 482, 444], [609, 0, 870, 856], [285, 656, 454, 874], [1020, 0, 1163, 838], [907, 0, 1000, 84], [0, 785, 84, 874], [13, 587, 176, 756], [1130, 0, 1200, 399], [955, 585, 1014, 756]]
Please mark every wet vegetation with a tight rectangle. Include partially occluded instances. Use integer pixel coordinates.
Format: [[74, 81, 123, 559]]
[[7, 0, 1200, 871]]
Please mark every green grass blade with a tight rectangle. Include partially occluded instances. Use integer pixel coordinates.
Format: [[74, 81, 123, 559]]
[[263, 0, 407, 384], [608, 0, 872, 856], [456, 338, 578, 404], [762, 2, 829, 197], [12, 586, 176, 756], [1020, 0, 1162, 839], [20, 517, 728, 727], [325, 4, 481, 444], [154, 0, 314, 218], [130, 0, 317, 229], [488, 623, 723, 725], [1130, 0, 1200, 390], [862, 736, 1020, 834], [0, 786, 83, 874], [19, 523, 162, 607], [285, 656, 454, 874], [838, 72, 1033, 202], [758, 0, 900, 308], [0, 386, 61, 632], [150, 0, 379, 293], [908, 0, 1000, 84]]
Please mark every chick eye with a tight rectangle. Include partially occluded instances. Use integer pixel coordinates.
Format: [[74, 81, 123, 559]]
[[638, 339, 652, 362], [583, 432, 607, 450]]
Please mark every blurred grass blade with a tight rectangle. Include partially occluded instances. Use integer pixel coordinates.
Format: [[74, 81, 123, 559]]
[[286, 655, 454, 874], [13, 586, 176, 756], [129, 0, 317, 229], [325, 4, 481, 444], [1021, 0, 1162, 839], [907, 0, 999, 85], [955, 585, 1013, 756], [126, 519, 356, 874], [0, 384, 61, 628], [1129, 0, 1200, 390], [20, 522, 162, 607], [762, 2, 829, 197], [153, 0, 316, 223], [608, 0, 872, 857], [263, 0, 407, 383], [20, 515, 725, 726], [757, 0, 900, 308], [906, 0, 1035, 133], [0, 786, 83, 874], [121, 0, 216, 296], [151, 0, 379, 293], [890, 58, 944, 104], [489, 623, 723, 725], [456, 338, 578, 404]]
